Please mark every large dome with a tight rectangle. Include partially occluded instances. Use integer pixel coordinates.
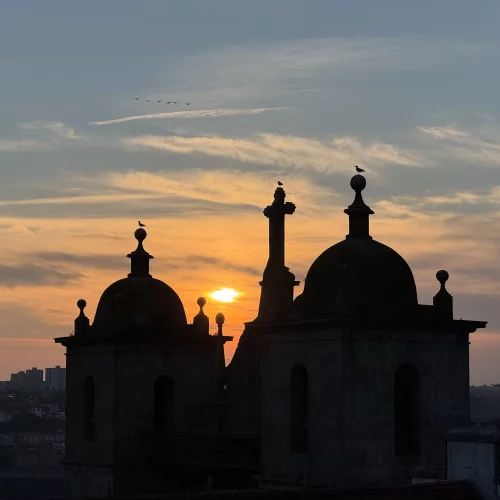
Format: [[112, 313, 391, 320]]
[[296, 237, 418, 317], [92, 277, 187, 335], [295, 173, 418, 318], [91, 228, 187, 335]]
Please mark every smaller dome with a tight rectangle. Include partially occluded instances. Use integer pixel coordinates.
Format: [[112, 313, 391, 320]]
[[92, 277, 187, 335], [91, 228, 187, 335]]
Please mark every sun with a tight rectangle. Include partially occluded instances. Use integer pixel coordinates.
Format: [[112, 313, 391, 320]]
[[210, 288, 239, 303]]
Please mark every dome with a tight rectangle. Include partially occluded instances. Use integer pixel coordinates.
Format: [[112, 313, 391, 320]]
[[297, 237, 418, 317], [295, 172, 418, 318], [92, 277, 187, 334], [91, 227, 187, 335]]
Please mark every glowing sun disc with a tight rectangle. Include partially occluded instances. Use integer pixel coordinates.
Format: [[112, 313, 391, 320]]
[[211, 288, 239, 303]]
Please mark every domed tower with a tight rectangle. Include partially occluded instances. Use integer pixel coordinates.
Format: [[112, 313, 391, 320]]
[[56, 228, 232, 498], [296, 174, 418, 318], [253, 174, 487, 489]]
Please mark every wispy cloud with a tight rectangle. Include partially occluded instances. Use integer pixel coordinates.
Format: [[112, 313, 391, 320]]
[[0, 139, 50, 152], [123, 133, 420, 172], [0, 263, 83, 287], [0, 192, 165, 207], [100, 169, 337, 210], [387, 187, 500, 211], [158, 37, 494, 106], [416, 124, 500, 166], [20, 121, 86, 141], [89, 107, 286, 126]]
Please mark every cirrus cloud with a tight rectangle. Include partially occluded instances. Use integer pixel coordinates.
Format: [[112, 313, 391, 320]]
[[89, 107, 287, 126], [123, 133, 421, 172]]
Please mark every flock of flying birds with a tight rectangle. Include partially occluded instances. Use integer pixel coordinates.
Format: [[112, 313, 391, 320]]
[[133, 97, 191, 105]]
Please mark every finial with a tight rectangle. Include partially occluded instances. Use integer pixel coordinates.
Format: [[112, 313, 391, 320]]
[[193, 297, 209, 334], [215, 312, 225, 336], [433, 269, 453, 321], [77, 299, 86, 314], [344, 173, 373, 239], [134, 227, 147, 247], [436, 269, 449, 287], [350, 174, 367, 192], [197, 296, 207, 311], [74, 299, 90, 336], [128, 228, 153, 278]]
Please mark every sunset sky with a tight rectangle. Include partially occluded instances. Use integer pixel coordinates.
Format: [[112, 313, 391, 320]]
[[1, 1, 500, 384]]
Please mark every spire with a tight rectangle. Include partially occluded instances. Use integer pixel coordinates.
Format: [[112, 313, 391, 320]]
[[74, 299, 90, 336], [344, 174, 374, 239], [257, 182, 299, 321], [433, 270, 453, 321], [127, 227, 153, 278]]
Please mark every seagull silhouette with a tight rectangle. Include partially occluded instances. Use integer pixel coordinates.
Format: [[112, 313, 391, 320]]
[[145, 100, 150, 102], [138, 221, 146, 227], [157, 100, 162, 103], [355, 165, 365, 173], [278, 181, 283, 186], [134, 97, 139, 100], [167, 101, 171, 104], [186, 102, 191, 105]]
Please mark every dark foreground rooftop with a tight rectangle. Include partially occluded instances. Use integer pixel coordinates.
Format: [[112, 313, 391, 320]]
[[42, 480, 480, 500]]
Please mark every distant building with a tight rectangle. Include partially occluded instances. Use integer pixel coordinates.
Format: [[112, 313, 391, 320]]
[[25, 367, 43, 392], [46, 408, 65, 420], [0, 410, 12, 422], [8, 367, 43, 392], [45, 365, 66, 391], [29, 407, 44, 418]]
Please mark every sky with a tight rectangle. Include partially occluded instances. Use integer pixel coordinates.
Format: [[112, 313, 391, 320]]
[[0, 0, 500, 384]]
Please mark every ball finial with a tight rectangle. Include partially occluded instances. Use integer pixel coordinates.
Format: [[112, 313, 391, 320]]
[[134, 227, 147, 243], [436, 270, 449, 284], [350, 174, 366, 192], [215, 312, 225, 326], [197, 297, 206, 308], [77, 299, 86, 312]]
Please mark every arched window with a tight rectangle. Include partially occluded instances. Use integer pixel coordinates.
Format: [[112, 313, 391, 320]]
[[290, 364, 308, 453], [154, 376, 175, 433], [394, 364, 420, 455], [83, 376, 95, 441]]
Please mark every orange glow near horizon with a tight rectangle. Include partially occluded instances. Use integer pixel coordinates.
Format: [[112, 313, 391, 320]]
[[210, 288, 240, 303], [0, 174, 497, 385]]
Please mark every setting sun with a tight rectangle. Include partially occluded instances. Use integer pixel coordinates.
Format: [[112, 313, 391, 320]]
[[210, 288, 239, 303]]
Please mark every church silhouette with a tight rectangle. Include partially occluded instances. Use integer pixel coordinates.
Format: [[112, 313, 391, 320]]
[[56, 174, 486, 498]]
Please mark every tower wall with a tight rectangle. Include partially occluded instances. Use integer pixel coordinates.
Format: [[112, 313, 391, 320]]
[[259, 325, 471, 488], [63, 338, 222, 497]]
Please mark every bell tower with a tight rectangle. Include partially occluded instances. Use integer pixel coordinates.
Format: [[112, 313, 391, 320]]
[[56, 229, 233, 497]]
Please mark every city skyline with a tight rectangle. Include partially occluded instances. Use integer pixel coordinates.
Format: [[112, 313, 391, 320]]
[[1, 1, 500, 384]]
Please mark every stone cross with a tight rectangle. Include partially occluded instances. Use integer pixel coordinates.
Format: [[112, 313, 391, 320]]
[[263, 187, 296, 269]]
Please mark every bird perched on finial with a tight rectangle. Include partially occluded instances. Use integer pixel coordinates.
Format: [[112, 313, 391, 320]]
[[278, 181, 283, 186], [355, 165, 365, 173], [138, 221, 146, 227]]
